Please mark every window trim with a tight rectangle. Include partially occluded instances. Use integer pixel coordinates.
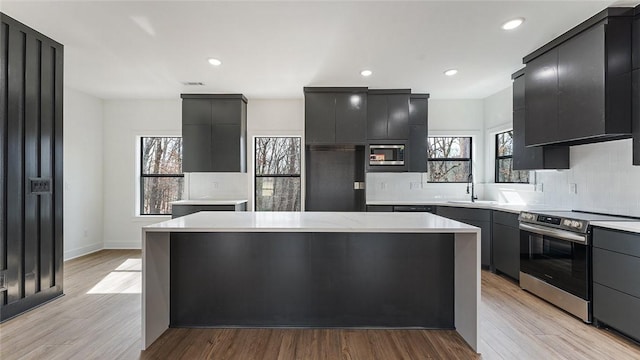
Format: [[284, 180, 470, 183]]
[[494, 130, 529, 184], [139, 136, 184, 216], [254, 136, 302, 212], [427, 136, 473, 183]]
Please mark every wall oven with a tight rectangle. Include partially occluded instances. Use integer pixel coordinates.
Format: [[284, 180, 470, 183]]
[[519, 210, 636, 323]]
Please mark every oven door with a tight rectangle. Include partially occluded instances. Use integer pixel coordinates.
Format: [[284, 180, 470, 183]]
[[519, 223, 590, 300]]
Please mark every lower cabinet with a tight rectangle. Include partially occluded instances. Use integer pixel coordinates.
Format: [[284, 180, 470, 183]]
[[171, 203, 247, 219], [491, 211, 520, 281], [436, 206, 492, 268], [593, 227, 640, 342], [366, 205, 393, 212]]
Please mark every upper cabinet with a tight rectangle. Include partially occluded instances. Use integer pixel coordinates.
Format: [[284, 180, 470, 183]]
[[512, 70, 570, 170], [633, 7, 640, 165], [367, 90, 410, 140], [523, 8, 634, 147], [181, 94, 247, 172], [304, 87, 367, 145], [408, 94, 429, 172]]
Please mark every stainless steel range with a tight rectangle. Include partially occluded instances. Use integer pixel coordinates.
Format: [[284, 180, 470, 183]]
[[518, 210, 636, 323]]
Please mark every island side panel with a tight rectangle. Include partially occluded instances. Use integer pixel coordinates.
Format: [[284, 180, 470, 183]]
[[169, 232, 455, 328], [454, 231, 480, 353], [142, 231, 170, 350]]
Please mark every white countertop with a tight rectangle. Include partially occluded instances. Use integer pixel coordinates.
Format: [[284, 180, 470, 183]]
[[366, 200, 568, 214], [591, 221, 640, 234], [170, 199, 248, 206], [143, 211, 480, 233]]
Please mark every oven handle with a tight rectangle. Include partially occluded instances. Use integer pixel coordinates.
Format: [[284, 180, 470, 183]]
[[519, 223, 588, 244]]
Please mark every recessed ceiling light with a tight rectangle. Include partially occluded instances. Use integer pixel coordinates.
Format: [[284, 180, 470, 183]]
[[360, 70, 372, 77], [502, 18, 525, 30], [444, 69, 458, 76], [208, 58, 222, 66]]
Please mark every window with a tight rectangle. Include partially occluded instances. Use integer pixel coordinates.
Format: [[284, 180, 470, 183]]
[[140, 137, 184, 215], [427, 137, 472, 182], [255, 137, 301, 211], [495, 130, 529, 183]]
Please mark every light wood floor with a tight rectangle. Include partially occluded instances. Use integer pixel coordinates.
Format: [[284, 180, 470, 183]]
[[1, 249, 640, 359]]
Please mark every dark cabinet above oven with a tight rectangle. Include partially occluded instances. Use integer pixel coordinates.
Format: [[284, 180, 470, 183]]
[[523, 8, 634, 147], [511, 69, 569, 170]]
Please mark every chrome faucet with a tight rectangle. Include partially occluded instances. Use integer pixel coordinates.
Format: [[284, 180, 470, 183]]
[[466, 173, 478, 202]]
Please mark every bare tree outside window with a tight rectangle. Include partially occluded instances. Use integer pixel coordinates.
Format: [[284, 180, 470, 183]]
[[140, 137, 184, 215], [495, 131, 529, 183], [255, 137, 301, 211], [427, 137, 472, 182]]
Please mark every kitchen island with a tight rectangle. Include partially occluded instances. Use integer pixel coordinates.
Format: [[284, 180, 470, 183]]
[[142, 211, 480, 352]]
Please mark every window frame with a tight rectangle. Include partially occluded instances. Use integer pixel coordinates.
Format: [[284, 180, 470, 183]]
[[427, 136, 473, 183], [254, 136, 302, 212], [494, 130, 529, 184], [139, 136, 184, 216]]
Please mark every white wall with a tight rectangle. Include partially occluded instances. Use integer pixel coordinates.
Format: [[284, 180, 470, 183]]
[[63, 87, 104, 260], [366, 99, 486, 203], [101, 98, 303, 248], [102, 99, 181, 248]]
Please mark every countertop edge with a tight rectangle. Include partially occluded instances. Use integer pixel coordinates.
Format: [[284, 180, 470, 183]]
[[591, 221, 640, 234]]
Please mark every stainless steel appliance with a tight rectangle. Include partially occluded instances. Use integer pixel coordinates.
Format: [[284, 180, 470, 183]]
[[368, 144, 405, 166], [518, 210, 635, 323]]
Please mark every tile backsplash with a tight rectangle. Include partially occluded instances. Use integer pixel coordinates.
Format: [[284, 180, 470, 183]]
[[366, 139, 640, 217], [531, 139, 640, 217], [366, 172, 485, 202], [185, 172, 248, 200]]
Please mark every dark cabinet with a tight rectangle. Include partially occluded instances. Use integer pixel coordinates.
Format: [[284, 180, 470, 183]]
[[634, 69, 640, 165], [592, 227, 640, 342], [512, 70, 569, 170], [171, 203, 247, 218], [366, 205, 393, 212], [634, 11, 640, 165], [523, 9, 633, 147], [525, 49, 560, 145], [491, 211, 520, 280], [408, 95, 429, 172], [304, 88, 367, 145], [634, 13, 640, 70], [436, 206, 492, 268], [181, 94, 247, 173], [367, 90, 410, 140]]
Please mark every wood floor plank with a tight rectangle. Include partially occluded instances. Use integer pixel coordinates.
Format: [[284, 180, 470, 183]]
[[2, 249, 640, 360]]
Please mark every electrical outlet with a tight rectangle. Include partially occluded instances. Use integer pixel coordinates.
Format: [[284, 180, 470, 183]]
[[410, 182, 421, 190], [569, 183, 577, 194]]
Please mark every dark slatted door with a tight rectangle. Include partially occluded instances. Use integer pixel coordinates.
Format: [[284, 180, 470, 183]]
[[1, 13, 64, 322]]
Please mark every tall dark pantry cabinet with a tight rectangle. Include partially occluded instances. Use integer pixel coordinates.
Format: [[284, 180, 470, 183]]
[[0, 13, 64, 321]]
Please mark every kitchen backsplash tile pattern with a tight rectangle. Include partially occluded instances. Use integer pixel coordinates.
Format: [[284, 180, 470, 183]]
[[532, 139, 640, 217], [366, 172, 485, 202], [186, 172, 249, 200], [367, 140, 639, 217]]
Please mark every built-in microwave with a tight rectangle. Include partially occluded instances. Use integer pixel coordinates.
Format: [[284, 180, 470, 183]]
[[369, 144, 405, 166]]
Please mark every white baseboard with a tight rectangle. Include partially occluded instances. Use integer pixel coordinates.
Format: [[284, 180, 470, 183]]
[[103, 241, 141, 249], [64, 242, 103, 261]]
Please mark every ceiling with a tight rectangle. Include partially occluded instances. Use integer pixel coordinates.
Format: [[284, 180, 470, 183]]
[[1, 0, 637, 100]]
